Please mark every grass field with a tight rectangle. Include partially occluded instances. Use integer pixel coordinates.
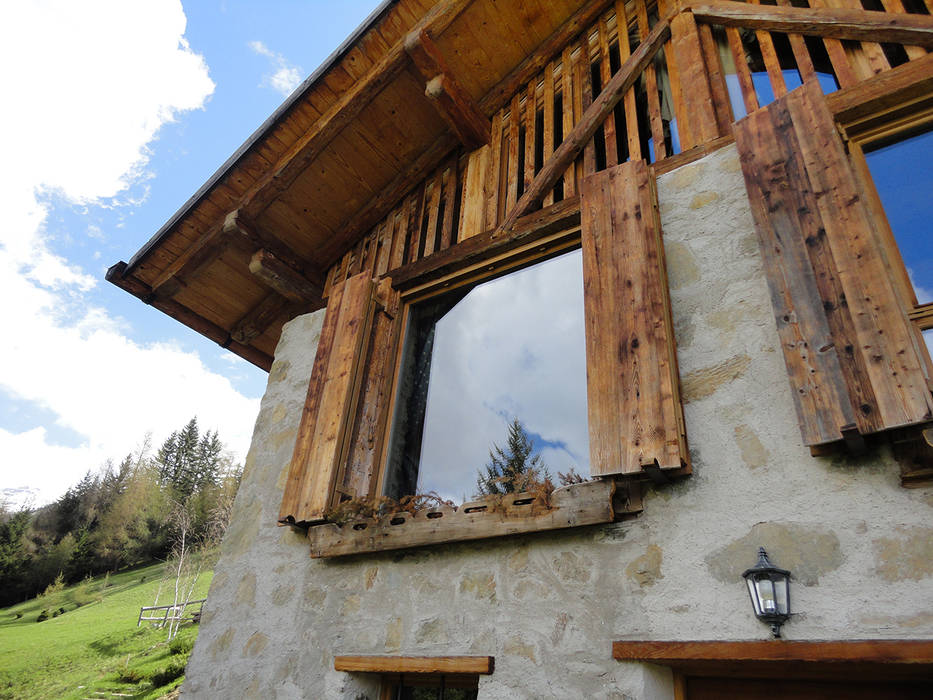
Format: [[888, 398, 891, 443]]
[[0, 561, 212, 700]]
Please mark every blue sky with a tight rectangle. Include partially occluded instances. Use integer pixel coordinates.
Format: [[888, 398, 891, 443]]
[[0, 0, 382, 506]]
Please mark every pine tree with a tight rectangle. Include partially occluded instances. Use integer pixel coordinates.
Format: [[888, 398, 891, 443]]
[[475, 418, 550, 496]]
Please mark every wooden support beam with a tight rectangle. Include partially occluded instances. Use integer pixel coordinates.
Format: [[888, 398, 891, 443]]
[[249, 249, 323, 303], [495, 19, 671, 235], [149, 224, 226, 298], [405, 29, 490, 149], [105, 262, 273, 371], [230, 293, 302, 345], [334, 656, 495, 675], [685, 1, 933, 47], [241, 0, 474, 220]]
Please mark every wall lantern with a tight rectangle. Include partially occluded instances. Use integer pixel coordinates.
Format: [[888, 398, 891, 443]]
[[742, 547, 791, 638]]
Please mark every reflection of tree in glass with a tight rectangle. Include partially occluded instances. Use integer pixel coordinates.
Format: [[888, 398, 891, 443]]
[[474, 418, 552, 497]]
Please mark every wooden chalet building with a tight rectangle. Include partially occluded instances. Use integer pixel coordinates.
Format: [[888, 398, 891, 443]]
[[108, 0, 933, 697]]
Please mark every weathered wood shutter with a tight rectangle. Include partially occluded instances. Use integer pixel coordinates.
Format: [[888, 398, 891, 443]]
[[580, 159, 689, 477], [279, 272, 379, 525], [734, 80, 933, 447]]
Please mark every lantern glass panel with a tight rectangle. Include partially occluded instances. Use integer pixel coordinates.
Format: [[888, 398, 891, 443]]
[[774, 576, 789, 615], [756, 577, 777, 615]]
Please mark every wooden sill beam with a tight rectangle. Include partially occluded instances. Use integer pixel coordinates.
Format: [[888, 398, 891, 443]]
[[495, 18, 672, 235], [334, 656, 494, 675], [685, 1, 933, 48], [406, 29, 490, 149], [613, 639, 933, 665], [105, 262, 274, 371]]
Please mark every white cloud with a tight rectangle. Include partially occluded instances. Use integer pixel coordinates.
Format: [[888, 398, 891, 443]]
[[0, 1, 262, 506], [249, 40, 303, 96]]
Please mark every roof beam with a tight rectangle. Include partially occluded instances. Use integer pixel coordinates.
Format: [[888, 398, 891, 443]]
[[685, 1, 933, 47], [105, 262, 274, 371], [241, 0, 476, 221], [249, 249, 323, 303], [405, 28, 490, 149], [230, 292, 302, 345], [496, 18, 671, 234]]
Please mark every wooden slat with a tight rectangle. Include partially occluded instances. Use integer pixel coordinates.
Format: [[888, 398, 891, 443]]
[[498, 19, 672, 234], [726, 26, 759, 115], [637, 0, 669, 159], [881, 0, 927, 61], [405, 184, 426, 266], [421, 176, 442, 257], [806, 0, 861, 88], [578, 34, 597, 176], [284, 273, 377, 525], [669, 12, 720, 149], [698, 21, 734, 132], [580, 160, 687, 475], [615, 0, 642, 161], [748, 0, 788, 100], [439, 158, 458, 250], [831, 0, 891, 77], [506, 94, 521, 213], [774, 0, 817, 85], [460, 145, 491, 239], [560, 46, 579, 195], [685, 1, 933, 48], [599, 16, 620, 167], [542, 60, 557, 206], [524, 82, 537, 195], [733, 81, 933, 445], [335, 656, 494, 675], [309, 479, 616, 557], [485, 110, 505, 228]]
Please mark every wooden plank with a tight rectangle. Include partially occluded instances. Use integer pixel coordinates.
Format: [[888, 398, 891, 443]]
[[578, 34, 597, 176], [615, 0, 642, 161], [669, 11, 721, 149], [506, 94, 521, 212], [698, 21, 734, 132], [830, 0, 891, 77], [484, 111, 504, 228], [881, 0, 927, 61], [748, 0, 788, 100], [387, 197, 411, 272], [335, 656, 494, 675], [786, 82, 933, 431], [638, 1, 669, 158], [560, 46, 579, 195], [105, 262, 274, 371], [580, 161, 688, 475], [405, 184, 426, 266], [686, 1, 933, 47], [416, 52, 490, 148], [291, 273, 377, 524], [612, 639, 933, 664], [439, 158, 458, 249], [806, 0, 861, 88], [249, 249, 323, 303], [774, 0, 817, 85], [524, 82, 537, 195], [391, 195, 581, 291], [542, 60, 556, 206], [421, 176, 442, 257], [459, 146, 490, 239], [599, 16, 619, 167], [497, 19, 672, 235], [309, 479, 615, 557], [726, 25, 759, 115]]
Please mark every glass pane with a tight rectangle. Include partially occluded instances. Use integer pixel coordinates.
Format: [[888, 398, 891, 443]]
[[387, 249, 589, 504], [864, 128, 933, 305]]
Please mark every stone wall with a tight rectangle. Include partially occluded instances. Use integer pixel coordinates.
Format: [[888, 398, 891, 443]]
[[181, 144, 933, 699]]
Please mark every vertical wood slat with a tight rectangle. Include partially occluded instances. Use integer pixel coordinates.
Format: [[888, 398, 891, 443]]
[[280, 273, 377, 524], [697, 21, 734, 134], [599, 15, 620, 167], [439, 159, 457, 250], [461, 145, 491, 238], [880, 0, 927, 61], [615, 0, 643, 161], [484, 111, 503, 229], [837, 0, 892, 75], [580, 159, 688, 476], [405, 183, 425, 266], [734, 81, 933, 445], [804, 0, 860, 87], [524, 81, 537, 195], [561, 45, 578, 196], [726, 25, 760, 115], [542, 60, 557, 207], [507, 94, 521, 211], [421, 176, 442, 257], [577, 34, 597, 176], [748, 0, 789, 100], [637, 1, 668, 160], [774, 0, 818, 84], [388, 198, 411, 271], [668, 11, 719, 150]]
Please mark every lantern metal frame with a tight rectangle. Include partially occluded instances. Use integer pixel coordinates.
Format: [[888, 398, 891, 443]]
[[742, 547, 791, 638]]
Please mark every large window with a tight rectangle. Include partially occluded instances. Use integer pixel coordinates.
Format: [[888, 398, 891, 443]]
[[383, 249, 588, 504]]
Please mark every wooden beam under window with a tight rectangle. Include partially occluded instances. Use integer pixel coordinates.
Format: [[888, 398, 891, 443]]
[[685, 1, 933, 47], [334, 656, 494, 675]]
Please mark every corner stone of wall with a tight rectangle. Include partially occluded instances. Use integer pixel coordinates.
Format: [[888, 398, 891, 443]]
[[182, 143, 933, 699]]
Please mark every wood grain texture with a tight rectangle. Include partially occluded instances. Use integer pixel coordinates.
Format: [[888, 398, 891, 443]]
[[734, 81, 933, 446], [309, 479, 615, 557], [580, 160, 688, 476], [334, 656, 494, 674], [669, 11, 721, 149]]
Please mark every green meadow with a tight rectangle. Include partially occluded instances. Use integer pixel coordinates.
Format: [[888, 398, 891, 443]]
[[0, 562, 212, 700]]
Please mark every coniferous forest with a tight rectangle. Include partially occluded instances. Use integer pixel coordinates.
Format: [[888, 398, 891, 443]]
[[0, 417, 242, 608]]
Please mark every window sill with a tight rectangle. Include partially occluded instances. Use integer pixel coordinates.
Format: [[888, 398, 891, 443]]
[[307, 478, 638, 558]]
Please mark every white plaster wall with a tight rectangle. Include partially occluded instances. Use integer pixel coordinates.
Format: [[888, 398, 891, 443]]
[[181, 144, 933, 699]]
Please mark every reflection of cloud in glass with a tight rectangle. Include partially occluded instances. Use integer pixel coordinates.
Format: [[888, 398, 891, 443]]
[[416, 250, 588, 503]]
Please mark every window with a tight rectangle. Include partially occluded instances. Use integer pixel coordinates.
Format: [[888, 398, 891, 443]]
[[382, 249, 589, 504], [281, 158, 689, 556], [381, 674, 479, 700]]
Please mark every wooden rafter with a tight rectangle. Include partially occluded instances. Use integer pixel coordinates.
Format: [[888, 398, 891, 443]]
[[249, 249, 323, 303], [230, 293, 299, 345], [105, 262, 274, 371], [405, 29, 490, 149], [685, 0, 933, 47], [496, 18, 672, 235]]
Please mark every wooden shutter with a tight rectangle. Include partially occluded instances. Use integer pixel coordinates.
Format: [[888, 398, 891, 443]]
[[279, 272, 378, 525], [734, 80, 933, 447], [580, 159, 689, 477]]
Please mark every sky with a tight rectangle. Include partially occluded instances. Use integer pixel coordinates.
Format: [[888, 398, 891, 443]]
[[0, 0, 383, 507]]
